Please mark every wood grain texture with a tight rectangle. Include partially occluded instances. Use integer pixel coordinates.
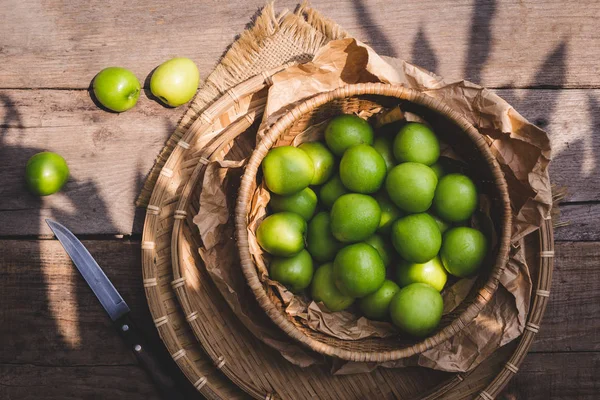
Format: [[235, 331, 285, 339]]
[[1, 88, 598, 236], [1, 0, 599, 89], [554, 203, 600, 242]]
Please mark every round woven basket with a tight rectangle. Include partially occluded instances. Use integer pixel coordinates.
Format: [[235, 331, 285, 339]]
[[235, 82, 513, 362]]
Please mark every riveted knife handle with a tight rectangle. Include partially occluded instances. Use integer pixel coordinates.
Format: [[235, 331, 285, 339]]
[[115, 314, 186, 400]]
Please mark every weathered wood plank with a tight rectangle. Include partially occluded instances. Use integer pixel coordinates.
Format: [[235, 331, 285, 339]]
[[554, 203, 600, 242], [1, 88, 597, 235], [0, 364, 160, 400], [501, 352, 600, 400], [0, 90, 179, 236], [1, 0, 599, 89]]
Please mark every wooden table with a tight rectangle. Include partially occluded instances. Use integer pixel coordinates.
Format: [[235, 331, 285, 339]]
[[1, 1, 598, 398]]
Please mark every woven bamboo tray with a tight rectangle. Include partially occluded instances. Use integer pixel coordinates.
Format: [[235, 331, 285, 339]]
[[142, 68, 554, 399]]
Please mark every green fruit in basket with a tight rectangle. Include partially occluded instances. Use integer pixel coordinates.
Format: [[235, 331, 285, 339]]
[[150, 57, 200, 107], [93, 67, 141, 112], [397, 256, 447, 292], [256, 212, 306, 257], [385, 162, 438, 213], [311, 263, 354, 311], [440, 227, 488, 278], [359, 279, 400, 320], [433, 173, 478, 222], [429, 213, 450, 233], [430, 162, 445, 179], [339, 144, 387, 193], [364, 234, 394, 268], [320, 175, 348, 209], [299, 142, 335, 185], [270, 187, 317, 221], [306, 212, 341, 262], [325, 114, 374, 156], [262, 146, 315, 195], [270, 250, 314, 292], [373, 135, 396, 171], [25, 152, 70, 196], [330, 194, 381, 243], [393, 122, 440, 165], [389, 283, 443, 337], [374, 191, 403, 234], [333, 243, 386, 298], [391, 213, 441, 263]]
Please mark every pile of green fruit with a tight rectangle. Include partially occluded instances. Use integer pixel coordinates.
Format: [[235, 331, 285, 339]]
[[256, 114, 488, 337]]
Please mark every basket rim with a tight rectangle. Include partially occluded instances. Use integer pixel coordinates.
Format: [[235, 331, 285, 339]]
[[235, 82, 513, 362]]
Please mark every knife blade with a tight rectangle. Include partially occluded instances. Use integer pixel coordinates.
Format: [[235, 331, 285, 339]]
[[46, 219, 186, 400]]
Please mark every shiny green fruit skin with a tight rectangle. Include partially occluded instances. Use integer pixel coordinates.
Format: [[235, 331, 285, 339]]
[[256, 212, 306, 256], [311, 263, 354, 311], [429, 213, 450, 233], [320, 175, 348, 209], [150, 57, 200, 107], [364, 234, 394, 267], [270, 250, 314, 292], [373, 136, 396, 171], [299, 142, 335, 185], [25, 152, 69, 196], [325, 114, 374, 156], [385, 162, 438, 213], [306, 212, 341, 262], [391, 213, 442, 263], [393, 122, 440, 165], [374, 192, 403, 234], [333, 243, 386, 298], [270, 187, 317, 221], [339, 144, 387, 193], [93, 67, 141, 112], [441, 227, 488, 277], [330, 194, 381, 243], [389, 283, 443, 337], [397, 256, 447, 292], [359, 280, 400, 320], [433, 173, 478, 222], [262, 146, 315, 195]]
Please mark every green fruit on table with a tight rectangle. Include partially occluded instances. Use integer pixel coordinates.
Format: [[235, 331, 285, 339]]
[[311, 263, 354, 311], [306, 212, 341, 263], [262, 146, 315, 195], [389, 283, 443, 337], [372, 135, 396, 171], [299, 142, 335, 185], [333, 242, 386, 298], [374, 191, 403, 234], [433, 173, 478, 222], [256, 212, 306, 257], [25, 152, 70, 196], [150, 57, 200, 107], [270, 187, 318, 221], [397, 256, 447, 292], [339, 144, 387, 193], [330, 194, 381, 242], [441, 227, 488, 277], [325, 114, 374, 156], [359, 279, 400, 320], [93, 67, 141, 112], [385, 162, 438, 213], [393, 122, 440, 165], [270, 250, 314, 292], [391, 213, 442, 263], [364, 234, 394, 267], [320, 175, 348, 209], [429, 213, 450, 233]]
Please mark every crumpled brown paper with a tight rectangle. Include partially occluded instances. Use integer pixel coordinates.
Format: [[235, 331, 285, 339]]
[[195, 38, 552, 373]]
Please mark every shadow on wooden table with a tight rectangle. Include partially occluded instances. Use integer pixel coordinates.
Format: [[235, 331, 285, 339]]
[[0, 94, 198, 399]]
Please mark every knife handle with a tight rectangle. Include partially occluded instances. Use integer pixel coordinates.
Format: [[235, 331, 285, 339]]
[[115, 314, 186, 400]]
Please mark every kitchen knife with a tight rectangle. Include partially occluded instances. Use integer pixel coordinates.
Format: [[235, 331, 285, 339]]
[[46, 219, 186, 400]]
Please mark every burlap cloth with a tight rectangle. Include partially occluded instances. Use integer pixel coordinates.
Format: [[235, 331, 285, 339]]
[[139, 3, 551, 374]]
